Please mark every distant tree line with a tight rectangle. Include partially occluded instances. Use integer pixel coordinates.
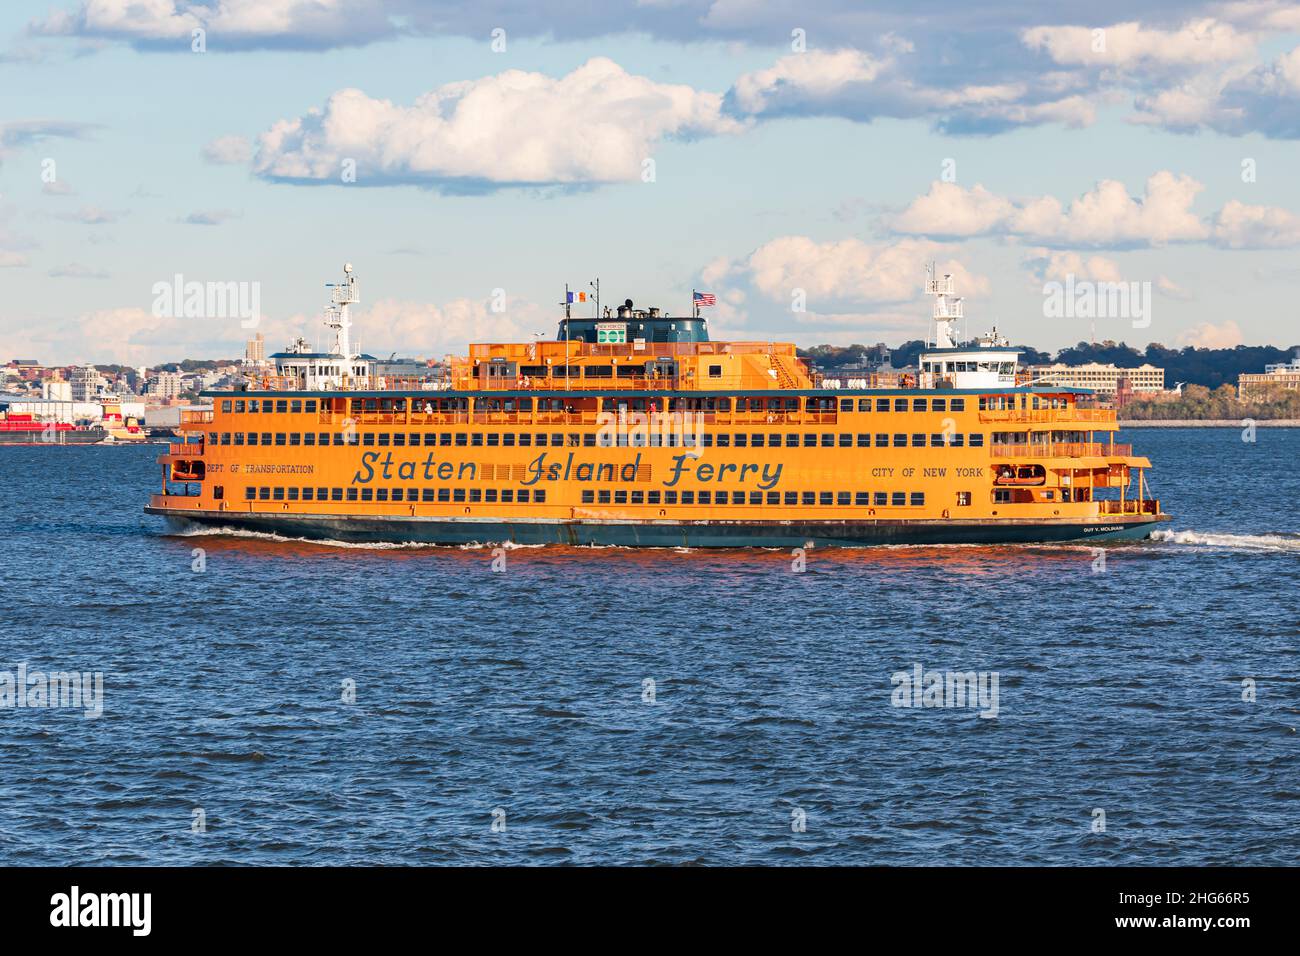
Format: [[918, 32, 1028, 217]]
[[799, 340, 1299, 390], [1123, 384, 1300, 420]]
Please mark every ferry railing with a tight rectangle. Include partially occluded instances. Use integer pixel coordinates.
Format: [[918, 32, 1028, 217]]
[[1098, 499, 1161, 516], [315, 409, 842, 428], [978, 408, 1115, 424], [990, 442, 1133, 458], [168, 442, 203, 457], [180, 409, 214, 424]]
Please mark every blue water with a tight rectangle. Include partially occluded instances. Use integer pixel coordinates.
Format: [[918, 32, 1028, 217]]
[[0, 428, 1296, 865]]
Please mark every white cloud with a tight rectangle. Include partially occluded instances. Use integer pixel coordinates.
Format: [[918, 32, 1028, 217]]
[[1212, 199, 1300, 248], [177, 209, 240, 225], [1021, 18, 1257, 71], [1178, 319, 1244, 348], [1023, 249, 1124, 282], [202, 134, 253, 164], [893, 172, 1211, 247], [250, 57, 743, 190]]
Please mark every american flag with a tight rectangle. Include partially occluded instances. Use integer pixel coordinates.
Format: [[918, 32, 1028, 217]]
[[693, 291, 716, 307]]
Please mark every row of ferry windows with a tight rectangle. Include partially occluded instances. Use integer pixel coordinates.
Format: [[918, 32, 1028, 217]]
[[241, 486, 925, 507], [218, 397, 970, 414], [245, 486, 548, 503], [208, 430, 985, 449]]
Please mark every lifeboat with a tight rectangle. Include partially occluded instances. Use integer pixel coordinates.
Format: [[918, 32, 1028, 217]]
[[995, 464, 1046, 486]]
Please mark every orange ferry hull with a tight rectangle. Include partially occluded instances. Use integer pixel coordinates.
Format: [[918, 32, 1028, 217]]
[[148, 508, 1167, 547]]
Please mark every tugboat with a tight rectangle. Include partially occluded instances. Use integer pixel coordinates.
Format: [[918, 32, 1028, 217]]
[[146, 263, 1169, 546]]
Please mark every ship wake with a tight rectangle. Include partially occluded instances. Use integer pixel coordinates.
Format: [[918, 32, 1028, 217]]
[[1150, 529, 1300, 553]]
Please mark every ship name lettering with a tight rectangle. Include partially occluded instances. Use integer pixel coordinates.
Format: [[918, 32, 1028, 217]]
[[872, 467, 894, 478], [923, 468, 947, 478], [955, 467, 984, 477]]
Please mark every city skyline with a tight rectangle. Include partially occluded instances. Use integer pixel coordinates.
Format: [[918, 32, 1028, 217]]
[[5, 1, 1300, 365]]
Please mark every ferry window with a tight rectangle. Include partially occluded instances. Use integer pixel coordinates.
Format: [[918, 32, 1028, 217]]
[[875, 433, 889, 446], [837, 492, 850, 506], [455, 433, 467, 446], [681, 490, 694, 504], [276, 400, 288, 413], [501, 490, 513, 503], [473, 433, 486, 447], [957, 492, 971, 506], [437, 489, 450, 502], [453, 489, 466, 502], [304, 433, 315, 446], [597, 433, 612, 447], [393, 433, 406, 447], [376, 489, 388, 502], [856, 492, 870, 506], [892, 492, 906, 506], [741, 491, 755, 505], [582, 490, 595, 504], [802, 492, 815, 505], [306, 401, 317, 413], [485, 489, 497, 503], [220, 433, 231, 445], [290, 400, 302, 413], [728, 492, 741, 505], [469, 489, 481, 503], [717, 434, 730, 448], [913, 398, 928, 412], [838, 434, 852, 447], [221, 400, 232, 412], [362, 433, 375, 446], [234, 433, 245, 445], [785, 434, 798, 447], [951, 399, 966, 412], [708, 365, 722, 377], [422, 489, 435, 502], [978, 397, 987, 410], [347, 488, 358, 501], [820, 434, 834, 448], [598, 490, 611, 504], [994, 489, 1011, 503], [681, 491, 695, 504], [551, 434, 563, 446], [249, 400, 261, 413], [840, 399, 853, 411], [894, 398, 908, 412], [259, 432, 271, 445], [767, 492, 780, 505], [932, 399, 947, 412], [244, 487, 256, 500], [912, 434, 926, 447], [932, 433, 948, 447], [583, 433, 596, 447], [259, 487, 270, 500], [361, 489, 373, 501], [503, 434, 515, 446], [969, 433, 984, 447], [893, 434, 907, 447], [288, 488, 300, 501], [802, 434, 816, 447], [263, 402, 275, 414], [665, 491, 678, 504], [332, 433, 345, 446], [751, 434, 764, 447], [486, 433, 499, 446], [534, 490, 546, 503], [911, 492, 925, 506], [519, 489, 532, 503], [784, 492, 797, 505], [820, 491, 833, 506], [235, 401, 246, 413], [876, 399, 890, 412], [734, 434, 748, 448], [441, 433, 452, 446], [331, 489, 342, 501], [858, 399, 871, 411], [701, 434, 713, 448], [951, 434, 965, 447], [648, 491, 661, 505], [275, 433, 287, 446], [273, 488, 285, 501], [857, 434, 871, 447], [874, 492, 888, 506]]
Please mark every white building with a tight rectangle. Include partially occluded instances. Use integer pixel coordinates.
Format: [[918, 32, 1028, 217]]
[[1029, 362, 1165, 395]]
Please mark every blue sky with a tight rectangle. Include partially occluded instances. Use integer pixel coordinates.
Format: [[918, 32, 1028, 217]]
[[3, 1, 1300, 365]]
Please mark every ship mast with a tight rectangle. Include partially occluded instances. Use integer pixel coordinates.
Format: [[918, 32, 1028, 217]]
[[325, 263, 359, 358], [925, 262, 962, 349]]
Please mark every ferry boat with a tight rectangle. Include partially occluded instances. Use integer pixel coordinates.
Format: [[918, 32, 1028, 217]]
[[145, 264, 1168, 546], [0, 411, 108, 445]]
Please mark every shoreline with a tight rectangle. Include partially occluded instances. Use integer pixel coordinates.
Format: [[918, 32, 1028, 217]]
[[1119, 419, 1300, 427]]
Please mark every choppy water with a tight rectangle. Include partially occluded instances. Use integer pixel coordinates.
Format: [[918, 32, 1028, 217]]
[[0, 428, 1296, 865]]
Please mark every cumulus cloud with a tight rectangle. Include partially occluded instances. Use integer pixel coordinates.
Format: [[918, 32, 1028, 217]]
[[893, 172, 1211, 247], [1021, 18, 1256, 71], [1178, 319, 1244, 348], [202, 134, 253, 164], [0, 119, 96, 156], [1022, 249, 1124, 282], [726, 48, 1095, 134], [358, 296, 551, 358], [249, 57, 742, 190], [1212, 199, 1300, 248], [30, 0, 401, 51]]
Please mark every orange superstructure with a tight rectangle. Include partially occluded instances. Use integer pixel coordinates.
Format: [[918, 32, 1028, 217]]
[[145, 266, 1168, 547]]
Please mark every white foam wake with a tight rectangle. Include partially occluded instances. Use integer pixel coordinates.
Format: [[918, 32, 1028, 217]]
[[169, 525, 439, 550], [1150, 529, 1300, 553]]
